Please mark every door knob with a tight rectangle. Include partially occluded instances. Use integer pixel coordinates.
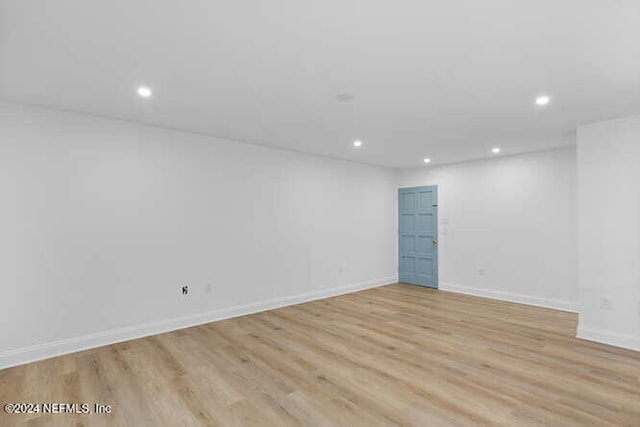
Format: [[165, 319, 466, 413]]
[[432, 239, 438, 244]]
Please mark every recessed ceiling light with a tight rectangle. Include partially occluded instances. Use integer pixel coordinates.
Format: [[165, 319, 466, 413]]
[[535, 95, 550, 106], [137, 86, 153, 98], [492, 147, 501, 154], [353, 140, 362, 147], [423, 158, 431, 164]]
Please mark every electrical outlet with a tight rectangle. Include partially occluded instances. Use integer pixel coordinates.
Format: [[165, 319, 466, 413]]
[[181, 285, 189, 296], [599, 297, 611, 310], [477, 266, 485, 277], [205, 282, 212, 294], [338, 266, 344, 274]]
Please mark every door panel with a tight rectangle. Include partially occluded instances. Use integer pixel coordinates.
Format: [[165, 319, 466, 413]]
[[398, 186, 438, 288]]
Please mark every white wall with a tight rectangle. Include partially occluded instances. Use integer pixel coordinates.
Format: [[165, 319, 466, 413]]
[[396, 146, 578, 311], [577, 115, 640, 351], [0, 101, 396, 368]]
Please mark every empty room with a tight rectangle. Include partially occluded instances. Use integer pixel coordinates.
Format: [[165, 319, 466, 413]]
[[1, 0, 640, 426]]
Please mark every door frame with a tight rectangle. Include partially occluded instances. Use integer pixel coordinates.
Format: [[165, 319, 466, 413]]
[[395, 185, 439, 288]]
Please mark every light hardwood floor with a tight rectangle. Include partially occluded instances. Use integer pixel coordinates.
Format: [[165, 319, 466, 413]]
[[1, 283, 640, 426]]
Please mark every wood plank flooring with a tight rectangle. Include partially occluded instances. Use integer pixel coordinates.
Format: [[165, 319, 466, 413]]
[[1, 283, 640, 426]]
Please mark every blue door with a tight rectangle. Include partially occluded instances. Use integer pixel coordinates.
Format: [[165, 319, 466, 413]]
[[398, 186, 438, 288]]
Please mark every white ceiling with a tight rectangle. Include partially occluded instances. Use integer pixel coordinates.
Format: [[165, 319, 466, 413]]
[[1, 0, 639, 168]]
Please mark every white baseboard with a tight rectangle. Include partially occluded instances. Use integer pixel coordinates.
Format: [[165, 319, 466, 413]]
[[0, 277, 395, 370], [440, 282, 579, 313], [577, 325, 640, 352]]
